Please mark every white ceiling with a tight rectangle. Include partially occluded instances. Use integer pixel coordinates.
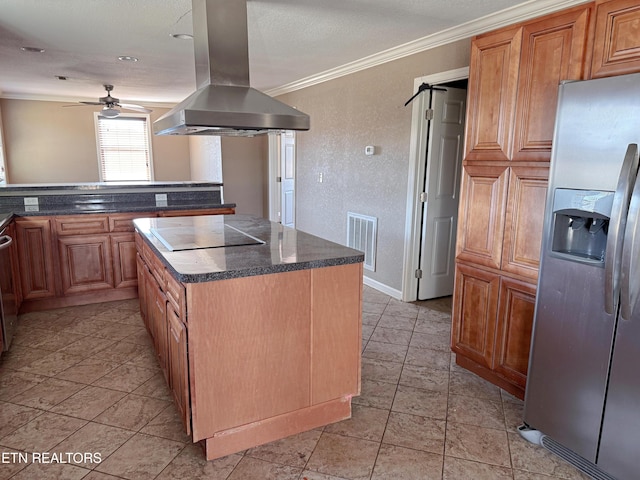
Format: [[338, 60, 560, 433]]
[[0, 0, 588, 107]]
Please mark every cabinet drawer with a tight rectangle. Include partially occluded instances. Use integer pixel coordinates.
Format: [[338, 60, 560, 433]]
[[165, 272, 186, 321], [109, 212, 156, 232], [55, 215, 109, 235]]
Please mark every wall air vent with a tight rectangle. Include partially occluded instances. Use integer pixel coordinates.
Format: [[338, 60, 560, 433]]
[[347, 212, 377, 271]]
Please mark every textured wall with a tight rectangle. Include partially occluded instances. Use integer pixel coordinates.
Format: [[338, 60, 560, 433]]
[[278, 39, 470, 292], [0, 99, 190, 183], [189, 136, 223, 182]]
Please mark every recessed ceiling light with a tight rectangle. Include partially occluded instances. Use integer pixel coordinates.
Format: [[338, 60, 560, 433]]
[[171, 33, 193, 40], [21, 46, 45, 53], [55, 75, 68, 80], [118, 55, 138, 62]]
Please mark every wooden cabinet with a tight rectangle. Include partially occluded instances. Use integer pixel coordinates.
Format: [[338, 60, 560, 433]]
[[512, 6, 592, 161], [591, 0, 640, 78], [167, 304, 191, 435], [111, 233, 138, 289], [146, 266, 168, 378], [456, 165, 509, 270], [15, 217, 56, 300], [453, 3, 593, 398], [57, 234, 113, 295], [464, 26, 522, 162]]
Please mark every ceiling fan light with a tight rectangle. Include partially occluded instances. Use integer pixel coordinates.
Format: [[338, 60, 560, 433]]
[[100, 107, 120, 118]]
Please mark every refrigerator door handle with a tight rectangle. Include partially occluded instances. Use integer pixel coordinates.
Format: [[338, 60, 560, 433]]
[[605, 144, 639, 315], [621, 144, 640, 319]]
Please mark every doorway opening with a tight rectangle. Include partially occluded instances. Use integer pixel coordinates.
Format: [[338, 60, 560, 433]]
[[401, 68, 469, 302]]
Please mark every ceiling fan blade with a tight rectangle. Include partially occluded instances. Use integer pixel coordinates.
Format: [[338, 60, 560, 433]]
[[78, 101, 104, 106], [119, 103, 153, 113]]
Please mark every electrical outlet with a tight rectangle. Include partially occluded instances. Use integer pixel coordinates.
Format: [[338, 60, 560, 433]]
[[23, 197, 39, 206], [318, 172, 323, 183], [155, 193, 168, 207]]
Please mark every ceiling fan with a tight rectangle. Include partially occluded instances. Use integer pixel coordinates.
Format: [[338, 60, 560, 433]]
[[65, 84, 152, 118]]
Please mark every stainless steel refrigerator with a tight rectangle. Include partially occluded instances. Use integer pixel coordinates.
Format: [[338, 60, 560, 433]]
[[522, 72, 640, 480]]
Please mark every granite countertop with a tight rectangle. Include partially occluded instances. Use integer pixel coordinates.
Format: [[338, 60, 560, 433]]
[[134, 214, 365, 283]]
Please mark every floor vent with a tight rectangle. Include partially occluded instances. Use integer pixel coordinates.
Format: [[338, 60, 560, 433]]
[[347, 212, 377, 271], [541, 436, 615, 480]]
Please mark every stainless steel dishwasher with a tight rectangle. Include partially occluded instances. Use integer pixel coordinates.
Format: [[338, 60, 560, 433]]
[[0, 227, 18, 351]]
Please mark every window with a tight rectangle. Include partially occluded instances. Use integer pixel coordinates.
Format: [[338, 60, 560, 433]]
[[94, 113, 153, 181]]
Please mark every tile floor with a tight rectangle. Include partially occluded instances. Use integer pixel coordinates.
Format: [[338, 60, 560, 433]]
[[0, 286, 590, 480]]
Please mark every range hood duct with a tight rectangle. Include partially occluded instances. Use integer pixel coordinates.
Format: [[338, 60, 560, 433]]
[[154, 0, 310, 136]]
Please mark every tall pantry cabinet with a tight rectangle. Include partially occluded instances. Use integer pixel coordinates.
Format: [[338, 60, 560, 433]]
[[452, 4, 593, 399]]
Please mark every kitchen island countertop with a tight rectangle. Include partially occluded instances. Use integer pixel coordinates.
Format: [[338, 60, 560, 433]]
[[134, 214, 364, 283]]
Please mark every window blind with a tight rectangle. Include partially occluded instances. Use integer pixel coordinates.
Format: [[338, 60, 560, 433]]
[[96, 115, 152, 181]]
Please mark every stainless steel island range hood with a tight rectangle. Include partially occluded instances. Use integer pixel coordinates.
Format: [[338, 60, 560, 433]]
[[154, 0, 310, 136]]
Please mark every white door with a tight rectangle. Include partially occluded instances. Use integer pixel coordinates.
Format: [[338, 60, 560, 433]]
[[418, 87, 466, 300], [280, 131, 296, 227]]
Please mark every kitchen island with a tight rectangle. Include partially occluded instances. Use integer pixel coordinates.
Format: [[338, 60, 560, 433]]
[[134, 214, 364, 460]]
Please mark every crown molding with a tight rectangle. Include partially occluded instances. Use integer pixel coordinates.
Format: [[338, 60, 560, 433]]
[[266, 0, 591, 97]]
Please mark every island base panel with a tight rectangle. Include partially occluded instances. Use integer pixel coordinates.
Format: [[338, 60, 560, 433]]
[[202, 396, 352, 461]]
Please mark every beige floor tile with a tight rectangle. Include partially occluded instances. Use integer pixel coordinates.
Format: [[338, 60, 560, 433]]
[[299, 470, 350, 480], [352, 378, 397, 410], [323, 404, 388, 442], [0, 411, 86, 452], [139, 404, 191, 443], [382, 302, 419, 319], [125, 349, 161, 371], [445, 422, 511, 467], [82, 471, 127, 480], [246, 428, 322, 468], [0, 344, 52, 371], [226, 456, 302, 480], [53, 421, 135, 469], [399, 364, 450, 392], [93, 323, 143, 341], [405, 346, 451, 370], [0, 447, 29, 479], [55, 357, 121, 384], [361, 357, 403, 385], [382, 411, 445, 454], [409, 331, 451, 352], [362, 312, 382, 325], [447, 393, 505, 430], [448, 370, 502, 401], [93, 393, 171, 431], [50, 385, 127, 420], [132, 373, 173, 401], [95, 432, 184, 480], [56, 335, 117, 358], [12, 377, 84, 410], [370, 327, 413, 346], [362, 303, 386, 316], [503, 399, 525, 432], [0, 402, 43, 438], [306, 432, 379, 480], [414, 317, 452, 336], [376, 314, 416, 331], [417, 306, 452, 321], [0, 370, 48, 402], [17, 351, 84, 377], [62, 319, 111, 336], [371, 444, 443, 479], [362, 340, 408, 363], [508, 432, 592, 479], [392, 385, 448, 420], [9, 462, 90, 480], [362, 324, 375, 342], [443, 456, 513, 480], [26, 331, 87, 352], [91, 340, 142, 363], [92, 364, 156, 392], [156, 443, 242, 480]]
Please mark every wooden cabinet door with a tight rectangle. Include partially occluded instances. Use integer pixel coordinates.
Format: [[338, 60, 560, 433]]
[[15, 217, 56, 300], [451, 262, 500, 369], [591, 0, 640, 78], [58, 235, 113, 295], [167, 305, 191, 435], [465, 26, 522, 161], [147, 271, 168, 379], [456, 165, 509, 269], [136, 254, 149, 330], [501, 166, 549, 280], [494, 277, 536, 388], [512, 6, 592, 161], [111, 233, 138, 289]]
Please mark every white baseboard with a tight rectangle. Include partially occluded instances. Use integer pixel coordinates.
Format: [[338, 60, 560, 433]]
[[363, 276, 403, 300]]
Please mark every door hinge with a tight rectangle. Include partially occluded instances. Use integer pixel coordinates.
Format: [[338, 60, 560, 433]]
[[419, 192, 428, 202], [415, 269, 423, 279], [276, 176, 282, 182], [425, 109, 434, 121]]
